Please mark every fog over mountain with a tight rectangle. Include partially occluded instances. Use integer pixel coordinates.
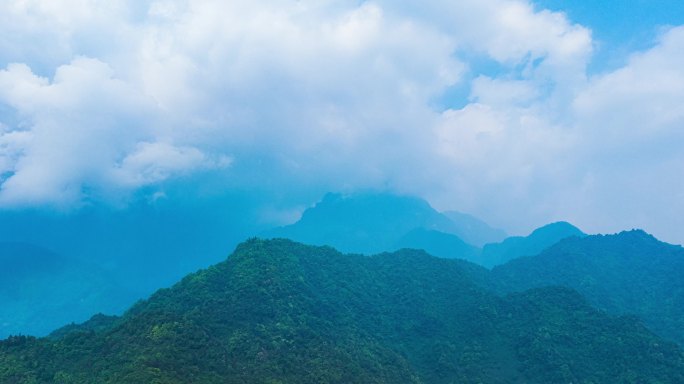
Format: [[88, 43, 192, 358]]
[[0, 242, 130, 338], [264, 192, 504, 255], [1, 1, 684, 381], [0, 0, 683, 244], [1, 191, 506, 337], [480, 221, 586, 267]]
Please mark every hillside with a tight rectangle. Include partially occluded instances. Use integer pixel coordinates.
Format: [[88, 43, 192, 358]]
[[2, 239, 683, 383], [490, 230, 684, 346], [480, 222, 585, 267]]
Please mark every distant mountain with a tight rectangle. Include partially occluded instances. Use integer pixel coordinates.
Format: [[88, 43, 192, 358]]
[[2, 239, 683, 383], [393, 228, 481, 262], [0, 242, 131, 338], [264, 192, 500, 258], [0, 196, 267, 338], [490, 230, 684, 346], [442, 210, 507, 246], [480, 221, 585, 267], [0, 242, 65, 283], [0, 196, 267, 296], [264, 192, 459, 254]]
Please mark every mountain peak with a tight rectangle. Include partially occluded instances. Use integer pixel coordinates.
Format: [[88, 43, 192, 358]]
[[264, 191, 504, 256], [617, 229, 658, 241], [480, 221, 586, 268], [530, 221, 585, 238]]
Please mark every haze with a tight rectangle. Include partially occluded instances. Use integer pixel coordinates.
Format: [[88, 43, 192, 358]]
[[1, 0, 683, 244]]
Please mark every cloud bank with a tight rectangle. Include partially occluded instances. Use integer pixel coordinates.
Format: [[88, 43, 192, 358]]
[[0, 0, 683, 243]]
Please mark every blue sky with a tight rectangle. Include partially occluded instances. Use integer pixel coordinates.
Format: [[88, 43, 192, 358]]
[[535, 0, 684, 44], [535, 0, 684, 70], [0, 0, 683, 245]]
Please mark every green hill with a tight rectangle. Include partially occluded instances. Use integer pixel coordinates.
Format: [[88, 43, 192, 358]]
[[491, 230, 684, 346], [2, 239, 682, 383]]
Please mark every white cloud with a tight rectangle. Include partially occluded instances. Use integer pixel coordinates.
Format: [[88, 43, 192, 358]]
[[427, 25, 684, 243], [113, 141, 230, 188], [563, 26, 684, 243], [0, 57, 204, 206], [470, 77, 540, 107], [574, 26, 684, 140], [0, 0, 682, 243]]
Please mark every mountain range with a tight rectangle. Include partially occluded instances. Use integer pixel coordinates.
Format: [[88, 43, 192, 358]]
[[480, 221, 586, 267], [263, 194, 684, 348], [0, 192, 624, 339], [263, 192, 507, 254], [265, 192, 583, 268], [2, 239, 682, 383], [488, 230, 684, 346]]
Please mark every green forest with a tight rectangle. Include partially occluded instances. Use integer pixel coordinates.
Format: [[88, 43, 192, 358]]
[[2, 238, 683, 383]]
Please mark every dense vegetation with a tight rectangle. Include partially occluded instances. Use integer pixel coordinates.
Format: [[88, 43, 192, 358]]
[[2, 239, 683, 383], [490, 230, 684, 346]]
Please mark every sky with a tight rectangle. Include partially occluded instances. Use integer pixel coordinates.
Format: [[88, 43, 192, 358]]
[[1, 0, 683, 245]]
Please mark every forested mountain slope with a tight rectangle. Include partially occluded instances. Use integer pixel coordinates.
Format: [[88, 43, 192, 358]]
[[2, 239, 682, 383], [490, 230, 684, 346]]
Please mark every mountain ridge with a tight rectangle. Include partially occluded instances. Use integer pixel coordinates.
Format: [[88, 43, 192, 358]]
[[489, 229, 684, 346], [264, 192, 505, 255], [2, 238, 683, 383], [479, 221, 586, 268]]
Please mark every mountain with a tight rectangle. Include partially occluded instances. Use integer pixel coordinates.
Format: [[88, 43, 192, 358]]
[[393, 228, 481, 262], [264, 192, 501, 256], [2, 239, 683, 383], [490, 230, 684, 346], [0, 242, 132, 338], [480, 221, 585, 267], [0, 195, 268, 298], [1, 242, 65, 283], [264, 192, 461, 254], [0, 195, 268, 337], [442, 210, 507, 246]]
